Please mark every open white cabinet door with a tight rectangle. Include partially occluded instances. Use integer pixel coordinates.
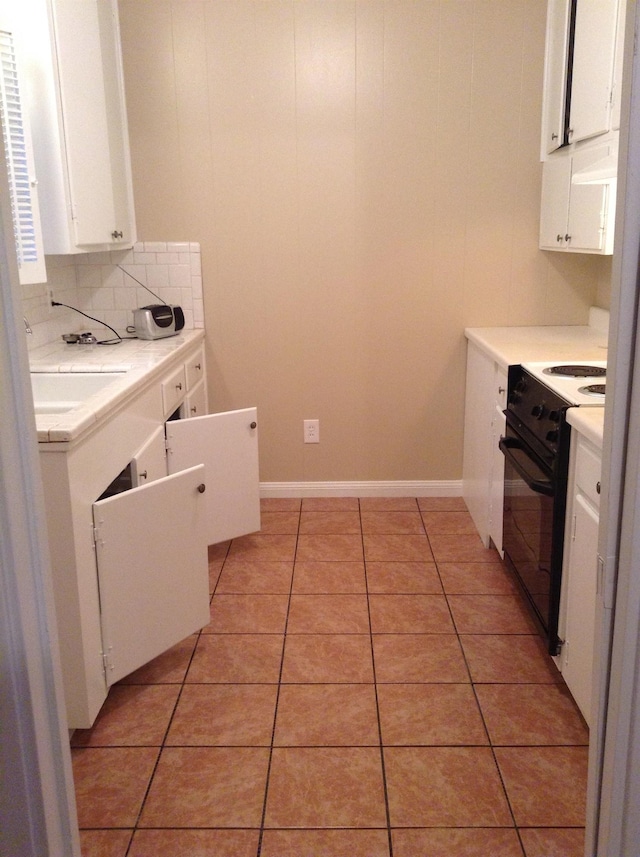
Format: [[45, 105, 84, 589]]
[[166, 407, 260, 545], [93, 464, 209, 687]]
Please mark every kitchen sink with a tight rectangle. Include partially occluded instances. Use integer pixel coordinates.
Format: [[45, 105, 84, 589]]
[[31, 372, 126, 414]]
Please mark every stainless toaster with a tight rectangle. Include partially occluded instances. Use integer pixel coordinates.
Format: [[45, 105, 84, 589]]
[[133, 304, 185, 340]]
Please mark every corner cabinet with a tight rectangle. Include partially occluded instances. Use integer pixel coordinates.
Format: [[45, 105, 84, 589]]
[[557, 430, 601, 725], [462, 340, 507, 554], [21, 0, 135, 253], [39, 342, 260, 726]]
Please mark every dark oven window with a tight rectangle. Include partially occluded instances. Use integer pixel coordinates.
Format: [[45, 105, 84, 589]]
[[501, 422, 562, 653]]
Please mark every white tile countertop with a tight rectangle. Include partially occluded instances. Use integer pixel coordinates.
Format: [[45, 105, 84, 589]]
[[567, 406, 606, 450], [29, 329, 204, 443]]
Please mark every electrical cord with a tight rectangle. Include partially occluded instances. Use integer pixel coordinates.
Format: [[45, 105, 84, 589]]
[[51, 301, 135, 345], [117, 265, 168, 304]]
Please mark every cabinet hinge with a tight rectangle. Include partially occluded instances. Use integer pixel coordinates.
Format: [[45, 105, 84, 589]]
[[101, 648, 114, 679], [92, 525, 101, 550]]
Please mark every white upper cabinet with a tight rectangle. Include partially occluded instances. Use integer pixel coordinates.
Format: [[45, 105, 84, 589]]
[[610, 0, 627, 130], [540, 143, 615, 254], [18, 0, 135, 254], [541, 0, 573, 155], [569, 0, 619, 145], [540, 0, 624, 254], [541, 0, 625, 156]]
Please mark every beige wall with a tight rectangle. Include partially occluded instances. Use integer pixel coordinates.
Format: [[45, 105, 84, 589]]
[[119, 0, 605, 484]]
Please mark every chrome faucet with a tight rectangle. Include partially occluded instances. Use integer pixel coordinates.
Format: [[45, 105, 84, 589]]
[[24, 317, 33, 335]]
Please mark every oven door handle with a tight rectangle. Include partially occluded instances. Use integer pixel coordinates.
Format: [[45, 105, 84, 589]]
[[499, 436, 554, 497]]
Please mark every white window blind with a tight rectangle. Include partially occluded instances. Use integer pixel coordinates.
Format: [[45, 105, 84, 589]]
[[0, 28, 46, 285]]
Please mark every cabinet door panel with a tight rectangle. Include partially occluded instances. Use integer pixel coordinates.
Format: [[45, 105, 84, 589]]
[[570, 0, 618, 144], [568, 146, 610, 251], [51, 0, 133, 247], [611, 0, 626, 130], [563, 492, 599, 724], [542, 0, 573, 154], [567, 183, 608, 251], [540, 157, 570, 249], [131, 425, 166, 486], [185, 380, 207, 419], [93, 464, 209, 687], [166, 407, 260, 545], [489, 405, 506, 556]]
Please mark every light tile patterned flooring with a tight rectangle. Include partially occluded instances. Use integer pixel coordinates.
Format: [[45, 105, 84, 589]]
[[73, 497, 588, 857]]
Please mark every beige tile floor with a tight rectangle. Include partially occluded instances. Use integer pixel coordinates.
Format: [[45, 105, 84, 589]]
[[72, 497, 589, 857]]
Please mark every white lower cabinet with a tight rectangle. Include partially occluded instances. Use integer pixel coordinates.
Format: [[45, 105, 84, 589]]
[[40, 343, 260, 727], [94, 465, 209, 687], [558, 432, 601, 725], [462, 340, 507, 552], [167, 408, 260, 546]]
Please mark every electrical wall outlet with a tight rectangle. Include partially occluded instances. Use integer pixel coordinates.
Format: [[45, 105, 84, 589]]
[[303, 419, 320, 443]]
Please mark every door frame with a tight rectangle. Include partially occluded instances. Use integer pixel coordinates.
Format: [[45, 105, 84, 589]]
[[0, 138, 80, 853]]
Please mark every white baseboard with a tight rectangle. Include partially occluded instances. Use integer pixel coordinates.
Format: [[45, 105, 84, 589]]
[[259, 480, 463, 498]]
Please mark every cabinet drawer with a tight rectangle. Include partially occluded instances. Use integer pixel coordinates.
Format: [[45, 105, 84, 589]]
[[185, 381, 207, 418], [186, 349, 205, 391], [575, 436, 602, 509], [161, 365, 187, 416]]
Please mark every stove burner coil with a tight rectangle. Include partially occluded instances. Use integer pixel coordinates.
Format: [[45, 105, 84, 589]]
[[578, 383, 606, 398], [544, 364, 606, 378]]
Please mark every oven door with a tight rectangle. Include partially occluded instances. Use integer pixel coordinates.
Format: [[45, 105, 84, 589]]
[[499, 425, 562, 654]]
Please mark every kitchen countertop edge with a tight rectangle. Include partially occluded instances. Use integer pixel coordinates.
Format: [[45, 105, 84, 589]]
[[465, 324, 609, 370], [567, 407, 605, 450], [31, 329, 205, 444]]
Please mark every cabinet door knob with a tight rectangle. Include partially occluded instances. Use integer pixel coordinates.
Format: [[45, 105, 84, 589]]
[[596, 481, 601, 495], [565, 234, 571, 243], [176, 382, 183, 391], [190, 406, 197, 414], [111, 230, 123, 239], [139, 470, 147, 481], [551, 132, 558, 141], [195, 363, 201, 371], [250, 421, 257, 429], [557, 234, 563, 243], [197, 483, 206, 494], [498, 386, 505, 394]]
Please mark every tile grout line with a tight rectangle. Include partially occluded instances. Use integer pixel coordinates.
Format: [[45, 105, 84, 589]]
[[360, 497, 395, 857], [122, 540, 234, 856], [256, 500, 301, 857]]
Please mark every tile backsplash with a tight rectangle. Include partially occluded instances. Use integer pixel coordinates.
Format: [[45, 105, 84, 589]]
[[23, 242, 203, 350]]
